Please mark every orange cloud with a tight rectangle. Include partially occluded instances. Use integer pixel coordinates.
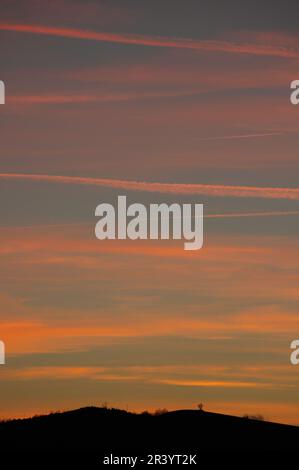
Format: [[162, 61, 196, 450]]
[[1, 305, 298, 354], [0, 367, 277, 390], [156, 379, 272, 389]]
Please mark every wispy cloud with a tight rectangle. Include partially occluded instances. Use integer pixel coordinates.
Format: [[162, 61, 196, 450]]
[[8, 89, 204, 106], [1, 172, 299, 200], [0, 23, 298, 58], [157, 379, 274, 389]]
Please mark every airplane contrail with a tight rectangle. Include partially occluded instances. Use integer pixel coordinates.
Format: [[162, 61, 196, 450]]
[[196, 132, 284, 141], [205, 211, 299, 218], [1, 210, 298, 232], [0, 23, 298, 58], [1, 173, 299, 200]]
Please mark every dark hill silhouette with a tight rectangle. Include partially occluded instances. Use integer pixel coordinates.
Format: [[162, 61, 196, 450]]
[[0, 406, 298, 455]]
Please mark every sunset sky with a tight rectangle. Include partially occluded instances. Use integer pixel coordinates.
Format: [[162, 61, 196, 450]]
[[1, 0, 299, 424]]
